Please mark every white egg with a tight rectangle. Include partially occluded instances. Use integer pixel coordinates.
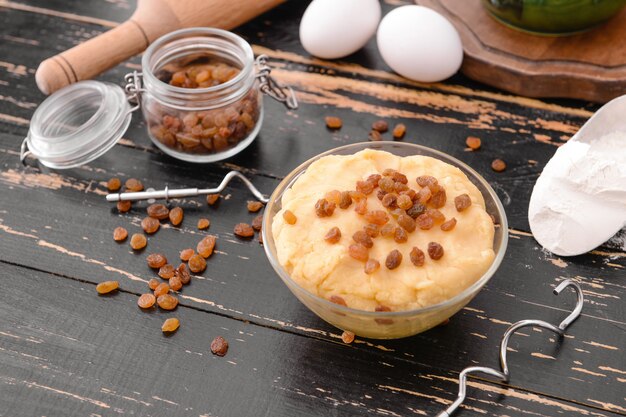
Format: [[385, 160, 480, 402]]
[[377, 5, 463, 82], [299, 0, 381, 59]]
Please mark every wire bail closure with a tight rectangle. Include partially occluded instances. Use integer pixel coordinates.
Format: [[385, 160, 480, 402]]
[[124, 71, 144, 114], [255, 54, 298, 110], [436, 279, 584, 417]]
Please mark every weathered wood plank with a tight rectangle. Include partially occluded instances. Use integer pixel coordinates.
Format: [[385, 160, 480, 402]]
[[0, 261, 620, 417], [0, 133, 624, 413], [0, 2, 607, 235]]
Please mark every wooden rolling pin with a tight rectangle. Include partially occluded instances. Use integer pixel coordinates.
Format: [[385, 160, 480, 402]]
[[35, 0, 285, 95]]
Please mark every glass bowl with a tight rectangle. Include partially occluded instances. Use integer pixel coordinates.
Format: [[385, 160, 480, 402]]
[[482, 0, 626, 35], [262, 142, 508, 339]]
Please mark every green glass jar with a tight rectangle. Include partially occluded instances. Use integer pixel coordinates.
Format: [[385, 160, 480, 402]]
[[483, 0, 626, 35]]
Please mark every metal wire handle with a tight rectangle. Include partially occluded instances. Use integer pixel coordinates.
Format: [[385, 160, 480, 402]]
[[436, 279, 584, 417], [255, 54, 298, 110], [106, 170, 270, 204]]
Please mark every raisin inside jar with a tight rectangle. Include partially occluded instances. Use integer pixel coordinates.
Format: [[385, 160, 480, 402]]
[[146, 55, 260, 157]]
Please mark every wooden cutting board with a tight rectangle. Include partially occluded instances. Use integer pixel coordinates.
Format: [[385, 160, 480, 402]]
[[416, 0, 626, 103]]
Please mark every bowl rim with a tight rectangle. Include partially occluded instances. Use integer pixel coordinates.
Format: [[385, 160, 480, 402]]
[[262, 141, 509, 318]]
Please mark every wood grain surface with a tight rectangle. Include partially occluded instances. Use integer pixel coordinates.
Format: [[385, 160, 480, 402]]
[[417, 0, 626, 103], [0, 0, 624, 416]]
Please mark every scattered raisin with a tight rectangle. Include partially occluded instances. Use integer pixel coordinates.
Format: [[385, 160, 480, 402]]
[[417, 187, 432, 204], [107, 177, 121, 191], [147, 204, 169, 220], [180, 248, 194, 261], [159, 264, 176, 279], [162, 318, 180, 333], [341, 331, 355, 344], [364, 224, 380, 238], [364, 259, 380, 274], [338, 191, 352, 209], [379, 177, 395, 193], [392, 172, 408, 184], [356, 180, 375, 195], [188, 254, 207, 273], [247, 201, 264, 212], [368, 130, 382, 141], [324, 227, 341, 244], [397, 194, 413, 210], [96, 281, 119, 294], [138, 293, 156, 309], [426, 208, 445, 223], [283, 210, 297, 224], [206, 194, 220, 205], [372, 120, 388, 132], [466, 136, 481, 150], [324, 190, 342, 205], [130, 233, 147, 250], [330, 295, 347, 306], [157, 294, 178, 310], [197, 218, 211, 230], [169, 275, 183, 291], [113, 226, 128, 242], [416, 175, 439, 192], [410, 247, 425, 266], [430, 188, 447, 209], [348, 244, 369, 262], [407, 202, 426, 219], [380, 223, 395, 238], [454, 194, 472, 212], [397, 214, 416, 232], [353, 198, 367, 215], [141, 217, 160, 234], [316, 198, 336, 217], [428, 242, 444, 260], [148, 278, 160, 290], [389, 208, 405, 219], [125, 178, 143, 192], [251, 215, 263, 231], [392, 123, 406, 139], [382, 193, 398, 209], [385, 250, 403, 269], [210, 336, 229, 356], [364, 210, 389, 225], [176, 263, 191, 284], [169, 206, 183, 226], [147, 253, 167, 269], [234, 223, 254, 238], [325, 116, 342, 129], [117, 200, 132, 213], [441, 217, 457, 231], [366, 174, 382, 187], [197, 235, 216, 258], [491, 159, 506, 172], [353, 230, 373, 248], [349, 191, 366, 201], [416, 214, 434, 230], [375, 305, 394, 325], [394, 227, 408, 243]]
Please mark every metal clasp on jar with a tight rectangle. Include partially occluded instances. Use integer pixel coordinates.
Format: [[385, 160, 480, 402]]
[[255, 55, 298, 110], [124, 71, 145, 113]]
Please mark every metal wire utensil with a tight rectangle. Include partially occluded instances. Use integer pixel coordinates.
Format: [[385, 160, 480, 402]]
[[436, 279, 584, 417], [105, 170, 270, 204]]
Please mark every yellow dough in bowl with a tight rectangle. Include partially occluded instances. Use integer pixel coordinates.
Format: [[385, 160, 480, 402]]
[[271, 149, 496, 312]]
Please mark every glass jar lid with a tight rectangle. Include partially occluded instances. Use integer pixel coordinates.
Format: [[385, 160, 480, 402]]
[[21, 80, 132, 169]]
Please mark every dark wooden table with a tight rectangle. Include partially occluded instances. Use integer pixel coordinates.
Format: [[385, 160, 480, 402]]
[[1, 1, 624, 416]]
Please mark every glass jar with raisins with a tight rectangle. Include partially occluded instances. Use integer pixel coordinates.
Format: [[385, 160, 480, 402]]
[[131, 28, 297, 162], [21, 28, 296, 169]]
